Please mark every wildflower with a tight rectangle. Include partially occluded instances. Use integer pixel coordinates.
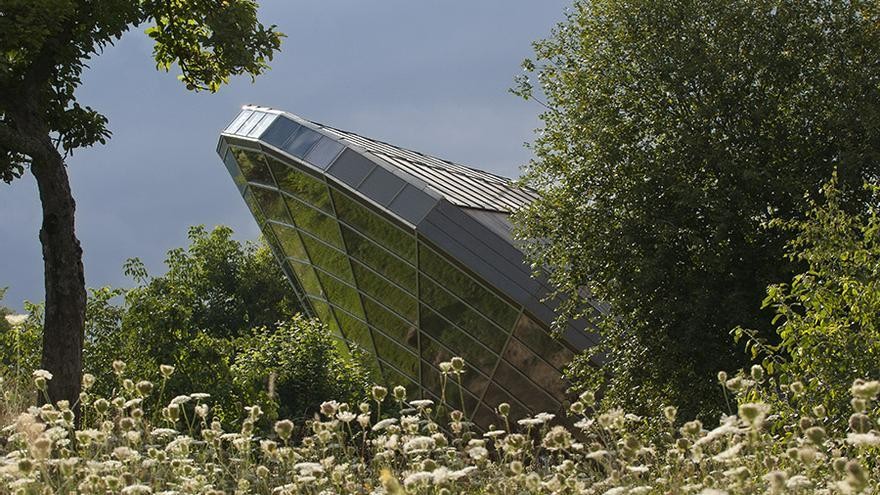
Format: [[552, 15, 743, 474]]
[[337, 411, 356, 423], [372, 418, 398, 431], [663, 405, 677, 423], [851, 379, 880, 400], [82, 373, 96, 390], [409, 399, 433, 409], [789, 381, 805, 396], [371, 385, 388, 402], [497, 402, 511, 416], [450, 357, 465, 372], [542, 425, 573, 451], [120, 484, 152, 494], [256, 465, 270, 479], [357, 414, 370, 428], [294, 462, 324, 475], [439, 361, 453, 373], [483, 429, 506, 438], [93, 398, 110, 414], [33, 369, 52, 391], [570, 401, 585, 415], [468, 445, 488, 460], [764, 471, 787, 494], [804, 426, 827, 444], [169, 395, 191, 405], [785, 475, 812, 490], [738, 402, 770, 428], [320, 400, 339, 417], [392, 385, 407, 401], [846, 432, 880, 446], [750, 364, 764, 381], [159, 364, 175, 378], [135, 380, 153, 396], [404, 471, 433, 488], [510, 460, 523, 474], [4, 314, 27, 326], [112, 360, 126, 375], [849, 413, 872, 433], [194, 404, 209, 418]]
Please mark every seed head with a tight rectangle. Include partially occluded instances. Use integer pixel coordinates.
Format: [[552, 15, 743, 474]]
[[372, 385, 388, 402], [393, 385, 407, 401], [159, 364, 175, 378]]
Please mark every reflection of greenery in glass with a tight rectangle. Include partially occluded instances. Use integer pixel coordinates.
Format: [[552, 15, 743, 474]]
[[371, 329, 418, 379], [503, 337, 568, 399], [493, 361, 558, 412], [419, 275, 507, 352], [289, 260, 323, 297], [420, 363, 478, 413], [362, 298, 417, 352], [300, 235, 353, 283], [232, 148, 275, 186], [420, 336, 489, 397], [250, 186, 290, 223], [267, 156, 333, 212], [419, 244, 518, 331], [381, 363, 420, 396], [269, 222, 308, 261], [331, 187, 416, 262], [333, 308, 374, 353], [419, 304, 496, 374], [285, 197, 344, 248], [341, 225, 416, 292], [308, 297, 340, 336], [242, 189, 267, 227], [482, 383, 529, 420], [315, 272, 364, 320], [511, 314, 573, 372], [351, 262, 417, 323]]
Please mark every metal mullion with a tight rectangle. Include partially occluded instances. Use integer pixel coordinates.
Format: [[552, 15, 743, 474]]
[[476, 307, 522, 415], [326, 185, 384, 383], [418, 237, 522, 318], [419, 333, 532, 416]]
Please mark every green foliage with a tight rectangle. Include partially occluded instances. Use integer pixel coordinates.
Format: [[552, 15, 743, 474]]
[[516, 0, 880, 420], [0, 0, 282, 177], [735, 176, 880, 428], [84, 225, 306, 424], [233, 316, 372, 422]]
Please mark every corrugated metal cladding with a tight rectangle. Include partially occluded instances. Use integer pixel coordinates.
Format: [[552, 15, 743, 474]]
[[218, 105, 600, 428]]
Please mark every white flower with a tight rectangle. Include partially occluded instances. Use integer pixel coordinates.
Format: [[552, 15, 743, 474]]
[[409, 399, 434, 409], [120, 485, 152, 495], [785, 475, 813, 490], [169, 395, 191, 405], [403, 471, 433, 487], [403, 436, 435, 453], [293, 462, 324, 475], [4, 314, 27, 326], [846, 432, 880, 446], [468, 446, 488, 460], [190, 393, 210, 400], [32, 369, 53, 380], [336, 411, 356, 423], [483, 430, 506, 438], [372, 418, 398, 431]]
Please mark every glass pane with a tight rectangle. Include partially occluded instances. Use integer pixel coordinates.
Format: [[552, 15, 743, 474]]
[[249, 113, 277, 138], [333, 308, 373, 354], [482, 383, 529, 422], [493, 360, 559, 413], [225, 110, 253, 134], [362, 297, 418, 352], [306, 137, 344, 169], [371, 329, 419, 379], [419, 304, 496, 375], [341, 224, 416, 293], [251, 186, 290, 223], [421, 362, 479, 414], [261, 117, 300, 148], [512, 314, 574, 372], [420, 335, 489, 398], [307, 298, 342, 339], [289, 259, 324, 298], [284, 126, 323, 158], [316, 271, 363, 319], [419, 275, 507, 352], [232, 148, 275, 186], [419, 244, 518, 331], [269, 222, 308, 261], [351, 261, 417, 323], [301, 235, 353, 283], [238, 111, 266, 136], [267, 157, 333, 213], [242, 188, 267, 227], [285, 198, 344, 248], [223, 151, 247, 191], [331, 188, 416, 262], [382, 363, 420, 398], [503, 337, 569, 400]]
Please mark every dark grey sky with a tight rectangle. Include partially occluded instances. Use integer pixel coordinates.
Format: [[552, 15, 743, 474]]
[[1, 1, 568, 310]]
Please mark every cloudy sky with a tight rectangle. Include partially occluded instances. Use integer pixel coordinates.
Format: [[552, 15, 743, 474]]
[[1, 1, 568, 310]]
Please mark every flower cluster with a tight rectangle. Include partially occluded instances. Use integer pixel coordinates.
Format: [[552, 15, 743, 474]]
[[2, 360, 880, 494]]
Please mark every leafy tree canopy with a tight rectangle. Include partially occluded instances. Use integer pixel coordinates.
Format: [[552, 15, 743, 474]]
[[515, 0, 880, 419]]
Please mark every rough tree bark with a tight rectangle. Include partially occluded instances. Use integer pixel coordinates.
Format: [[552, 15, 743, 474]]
[[11, 101, 86, 409]]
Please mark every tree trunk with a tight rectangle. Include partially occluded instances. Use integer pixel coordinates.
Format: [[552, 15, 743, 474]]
[[29, 135, 86, 410]]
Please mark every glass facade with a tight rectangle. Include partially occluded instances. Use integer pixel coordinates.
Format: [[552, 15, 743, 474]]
[[220, 112, 582, 428]]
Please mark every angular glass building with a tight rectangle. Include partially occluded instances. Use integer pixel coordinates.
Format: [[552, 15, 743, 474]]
[[217, 106, 599, 426]]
